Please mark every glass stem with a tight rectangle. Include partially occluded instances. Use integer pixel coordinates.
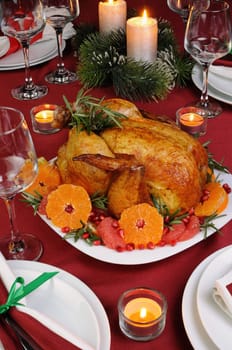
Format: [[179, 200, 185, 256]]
[[4, 197, 24, 254], [200, 62, 210, 108], [22, 40, 34, 91], [55, 27, 65, 73]]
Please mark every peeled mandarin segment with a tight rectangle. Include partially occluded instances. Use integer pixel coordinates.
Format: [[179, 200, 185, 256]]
[[25, 163, 61, 197], [194, 182, 228, 217], [119, 203, 163, 247], [46, 184, 92, 229]]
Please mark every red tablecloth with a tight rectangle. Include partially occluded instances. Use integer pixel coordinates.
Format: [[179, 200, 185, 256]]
[[0, 1, 232, 349]]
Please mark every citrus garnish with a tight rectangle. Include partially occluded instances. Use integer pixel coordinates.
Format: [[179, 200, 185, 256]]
[[46, 184, 92, 229], [25, 158, 61, 197], [194, 182, 228, 217], [119, 203, 163, 248]]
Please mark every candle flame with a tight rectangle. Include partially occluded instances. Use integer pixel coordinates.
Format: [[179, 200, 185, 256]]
[[142, 9, 148, 24], [139, 307, 147, 319], [108, 0, 114, 3]]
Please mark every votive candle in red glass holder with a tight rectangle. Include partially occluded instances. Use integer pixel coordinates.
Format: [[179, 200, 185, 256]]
[[118, 287, 167, 341]]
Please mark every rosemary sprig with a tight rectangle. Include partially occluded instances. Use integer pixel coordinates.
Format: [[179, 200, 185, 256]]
[[200, 213, 226, 238], [151, 194, 189, 227], [90, 192, 108, 210], [21, 192, 43, 215], [203, 141, 230, 175], [63, 221, 101, 245], [64, 88, 127, 134]]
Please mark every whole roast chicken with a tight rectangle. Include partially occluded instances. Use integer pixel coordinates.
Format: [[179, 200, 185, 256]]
[[56, 98, 208, 218]]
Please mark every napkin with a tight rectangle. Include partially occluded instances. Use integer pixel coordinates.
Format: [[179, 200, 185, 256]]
[[0, 253, 95, 350], [213, 269, 232, 319], [0, 23, 76, 58]]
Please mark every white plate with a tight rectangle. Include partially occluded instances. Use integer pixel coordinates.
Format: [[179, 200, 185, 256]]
[[0, 39, 65, 70], [208, 69, 232, 97], [192, 64, 232, 105], [40, 172, 232, 265], [182, 246, 230, 350], [196, 246, 232, 349], [8, 260, 111, 350]]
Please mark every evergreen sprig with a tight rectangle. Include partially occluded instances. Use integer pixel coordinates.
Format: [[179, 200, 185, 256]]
[[75, 20, 193, 101]]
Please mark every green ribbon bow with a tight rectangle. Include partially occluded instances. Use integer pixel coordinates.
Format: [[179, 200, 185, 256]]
[[0, 271, 59, 314]]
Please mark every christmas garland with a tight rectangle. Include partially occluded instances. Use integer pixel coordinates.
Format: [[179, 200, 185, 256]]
[[72, 19, 193, 102]]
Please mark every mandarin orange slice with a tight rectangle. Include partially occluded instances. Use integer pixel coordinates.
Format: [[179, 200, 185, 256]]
[[119, 203, 163, 248], [25, 159, 61, 197], [46, 184, 92, 229], [194, 182, 228, 217]]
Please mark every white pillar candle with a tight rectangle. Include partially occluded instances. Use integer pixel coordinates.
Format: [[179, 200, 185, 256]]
[[126, 10, 158, 63], [99, 0, 127, 34]]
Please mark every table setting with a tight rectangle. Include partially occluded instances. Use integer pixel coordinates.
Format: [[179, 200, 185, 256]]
[[0, 1, 232, 350]]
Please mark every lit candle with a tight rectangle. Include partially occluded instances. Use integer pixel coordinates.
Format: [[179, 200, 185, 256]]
[[118, 288, 167, 341], [126, 10, 158, 63], [176, 106, 207, 136], [30, 104, 60, 134], [98, 0, 127, 34], [124, 297, 162, 324]]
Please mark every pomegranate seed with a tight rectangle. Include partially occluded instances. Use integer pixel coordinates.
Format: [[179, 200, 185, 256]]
[[223, 183, 231, 194], [182, 216, 190, 224], [82, 233, 90, 239], [158, 240, 166, 247], [126, 243, 135, 251], [99, 214, 105, 221], [170, 239, 177, 246], [65, 204, 74, 214], [199, 217, 205, 225], [164, 216, 170, 224], [93, 240, 101, 246], [61, 226, 70, 233], [201, 194, 209, 202], [147, 242, 155, 249], [136, 218, 145, 229]]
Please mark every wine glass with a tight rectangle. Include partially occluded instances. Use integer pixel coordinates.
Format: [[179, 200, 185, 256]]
[[184, 0, 232, 118], [0, 107, 43, 260], [0, 0, 48, 100], [167, 0, 210, 23], [41, 0, 80, 84]]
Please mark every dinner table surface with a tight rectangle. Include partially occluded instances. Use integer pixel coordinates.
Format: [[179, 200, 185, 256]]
[[0, 1, 232, 349]]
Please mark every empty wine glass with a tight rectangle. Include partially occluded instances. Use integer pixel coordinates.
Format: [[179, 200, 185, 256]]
[[41, 0, 80, 84], [184, 0, 232, 117], [0, 107, 43, 260], [0, 0, 48, 100], [167, 0, 210, 23]]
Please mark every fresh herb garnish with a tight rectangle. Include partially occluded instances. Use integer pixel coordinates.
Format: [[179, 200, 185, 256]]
[[203, 141, 230, 175], [21, 191, 43, 215], [63, 221, 101, 245], [90, 192, 108, 210], [64, 88, 127, 134], [200, 213, 226, 238]]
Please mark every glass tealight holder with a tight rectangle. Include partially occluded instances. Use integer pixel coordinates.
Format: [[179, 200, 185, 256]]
[[30, 104, 60, 134], [118, 287, 167, 342], [176, 106, 207, 137]]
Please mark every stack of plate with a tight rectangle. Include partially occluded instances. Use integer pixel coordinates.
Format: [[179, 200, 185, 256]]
[[192, 64, 232, 106], [182, 245, 232, 349], [0, 39, 65, 71]]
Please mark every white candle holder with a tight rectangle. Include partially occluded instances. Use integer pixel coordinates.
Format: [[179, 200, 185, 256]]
[[118, 287, 167, 341], [30, 104, 60, 134]]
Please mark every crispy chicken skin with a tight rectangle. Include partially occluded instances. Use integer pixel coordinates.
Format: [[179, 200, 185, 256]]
[[56, 98, 208, 217]]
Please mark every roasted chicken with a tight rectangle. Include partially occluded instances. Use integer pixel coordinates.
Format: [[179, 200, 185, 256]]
[[56, 98, 208, 218]]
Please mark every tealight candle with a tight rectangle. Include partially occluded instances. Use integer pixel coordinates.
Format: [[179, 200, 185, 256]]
[[118, 287, 167, 341], [176, 106, 207, 136], [30, 104, 60, 134], [99, 0, 127, 34], [126, 10, 158, 63]]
